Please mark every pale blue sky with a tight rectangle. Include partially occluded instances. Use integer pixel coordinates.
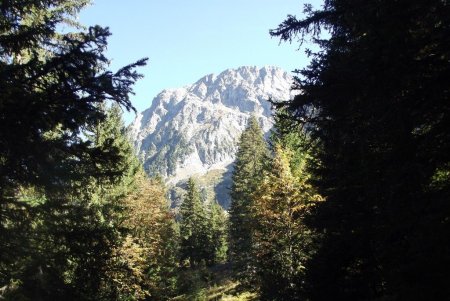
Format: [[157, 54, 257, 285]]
[[79, 0, 323, 124]]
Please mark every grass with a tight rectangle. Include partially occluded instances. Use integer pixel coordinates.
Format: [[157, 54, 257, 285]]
[[171, 263, 258, 301]]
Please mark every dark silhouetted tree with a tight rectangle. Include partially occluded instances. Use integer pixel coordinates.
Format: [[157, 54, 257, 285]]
[[271, 1, 450, 300]]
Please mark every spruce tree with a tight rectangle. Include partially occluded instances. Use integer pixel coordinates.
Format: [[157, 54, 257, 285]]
[[271, 1, 450, 299], [228, 116, 270, 284], [76, 104, 141, 300], [44, 104, 140, 300], [208, 199, 228, 264], [0, 1, 146, 297], [0, 1, 146, 192], [0, 104, 142, 300], [179, 178, 211, 267]]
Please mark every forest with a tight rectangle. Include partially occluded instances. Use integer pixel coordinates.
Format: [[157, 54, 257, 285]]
[[1, 0, 449, 300]]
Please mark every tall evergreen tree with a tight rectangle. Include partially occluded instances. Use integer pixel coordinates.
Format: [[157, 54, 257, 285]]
[[271, 1, 450, 299], [208, 199, 228, 264], [228, 116, 270, 284], [0, 0, 146, 193], [0, 1, 146, 299], [179, 178, 211, 267], [75, 104, 141, 300], [0, 104, 142, 300]]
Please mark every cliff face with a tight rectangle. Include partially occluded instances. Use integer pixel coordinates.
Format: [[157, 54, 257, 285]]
[[129, 66, 293, 208]]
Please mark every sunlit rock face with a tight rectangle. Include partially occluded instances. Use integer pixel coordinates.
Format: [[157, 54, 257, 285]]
[[129, 66, 294, 208]]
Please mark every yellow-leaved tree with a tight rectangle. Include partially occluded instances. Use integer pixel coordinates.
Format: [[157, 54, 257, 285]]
[[252, 144, 322, 300], [104, 172, 179, 300]]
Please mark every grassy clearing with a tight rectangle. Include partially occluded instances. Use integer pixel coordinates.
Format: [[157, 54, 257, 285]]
[[172, 263, 258, 301]]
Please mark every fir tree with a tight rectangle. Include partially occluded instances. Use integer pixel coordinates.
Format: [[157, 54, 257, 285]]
[[179, 178, 211, 267], [208, 199, 228, 264], [68, 104, 138, 300], [271, 1, 450, 299], [270, 108, 315, 179], [1, 104, 142, 300], [0, 1, 146, 193], [0, 0, 146, 296], [228, 116, 270, 284]]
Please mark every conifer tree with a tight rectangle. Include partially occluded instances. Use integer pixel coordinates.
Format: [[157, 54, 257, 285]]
[[0, 0, 146, 193], [208, 199, 228, 264], [179, 178, 211, 266], [74, 104, 142, 300], [271, 1, 450, 299], [0, 104, 142, 300], [0, 1, 146, 298], [270, 108, 314, 179], [228, 116, 270, 284], [50, 104, 140, 300]]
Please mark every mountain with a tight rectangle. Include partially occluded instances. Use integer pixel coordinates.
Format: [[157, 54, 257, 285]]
[[129, 66, 294, 208]]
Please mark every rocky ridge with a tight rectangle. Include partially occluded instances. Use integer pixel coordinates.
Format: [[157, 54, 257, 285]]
[[129, 66, 294, 207]]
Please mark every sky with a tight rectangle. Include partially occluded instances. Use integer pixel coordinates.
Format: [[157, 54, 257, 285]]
[[79, 0, 323, 124]]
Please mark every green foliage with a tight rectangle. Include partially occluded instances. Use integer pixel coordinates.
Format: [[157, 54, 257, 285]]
[[0, 1, 146, 298], [208, 200, 228, 264], [228, 116, 270, 285], [145, 135, 192, 177], [176, 267, 211, 301], [56, 104, 140, 301], [174, 264, 257, 301], [0, 1, 147, 192], [179, 178, 212, 267], [270, 108, 315, 179], [169, 168, 232, 210], [252, 144, 322, 301], [272, 0, 450, 299], [0, 104, 142, 301]]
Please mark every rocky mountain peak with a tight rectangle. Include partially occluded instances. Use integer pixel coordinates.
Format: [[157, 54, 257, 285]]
[[129, 66, 294, 207]]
